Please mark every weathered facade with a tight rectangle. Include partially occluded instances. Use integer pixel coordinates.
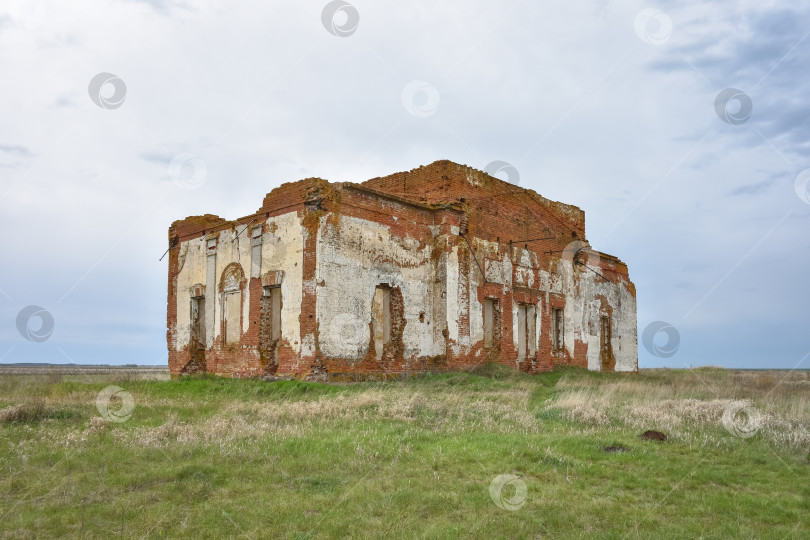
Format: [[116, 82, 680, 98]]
[[166, 160, 637, 379]]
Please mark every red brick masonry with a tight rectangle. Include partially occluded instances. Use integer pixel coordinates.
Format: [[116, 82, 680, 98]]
[[167, 160, 637, 380]]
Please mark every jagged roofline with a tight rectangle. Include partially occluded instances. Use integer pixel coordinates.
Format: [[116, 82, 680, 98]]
[[359, 160, 588, 238], [169, 160, 586, 245], [169, 178, 465, 242], [363, 159, 583, 210]]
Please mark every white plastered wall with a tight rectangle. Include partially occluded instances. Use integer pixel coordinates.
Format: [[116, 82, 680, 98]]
[[173, 210, 304, 353], [173, 236, 207, 350], [557, 260, 638, 372], [315, 214, 437, 360]]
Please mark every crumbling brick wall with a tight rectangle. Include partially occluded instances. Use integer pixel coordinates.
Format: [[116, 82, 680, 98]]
[[166, 161, 637, 379]]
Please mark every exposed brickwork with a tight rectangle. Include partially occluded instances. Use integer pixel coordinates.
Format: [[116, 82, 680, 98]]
[[166, 161, 638, 379]]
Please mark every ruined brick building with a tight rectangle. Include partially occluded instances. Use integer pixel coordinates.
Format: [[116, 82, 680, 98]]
[[166, 160, 637, 379]]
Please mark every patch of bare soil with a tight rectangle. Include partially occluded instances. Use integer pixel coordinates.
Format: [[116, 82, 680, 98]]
[[640, 430, 667, 442]]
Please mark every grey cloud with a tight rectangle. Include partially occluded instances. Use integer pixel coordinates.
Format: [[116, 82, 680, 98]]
[[726, 179, 774, 196], [649, 7, 810, 160], [129, 0, 197, 15], [138, 151, 174, 164], [0, 143, 32, 156], [52, 96, 74, 108]]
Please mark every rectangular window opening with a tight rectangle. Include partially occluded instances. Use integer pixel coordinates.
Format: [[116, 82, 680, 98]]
[[261, 286, 282, 347], [551, 307, 564, 353], [224, 291, 242, 345], [600, 315, 611, 353], [191, 296, 206, 347], [484, 298, 496, 348], [517, 303, 536, 360], [372, 286, 391, 346], [517, 305, 527, 360]]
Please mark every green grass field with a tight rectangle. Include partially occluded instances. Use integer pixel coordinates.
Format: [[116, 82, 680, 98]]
[[1, 365, 808, 538]]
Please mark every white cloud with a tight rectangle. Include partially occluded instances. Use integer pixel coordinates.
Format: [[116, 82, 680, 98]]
[[1, 0, 808, 367]]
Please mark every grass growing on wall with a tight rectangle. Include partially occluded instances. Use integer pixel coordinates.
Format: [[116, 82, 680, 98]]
[[0, 366, 808, 538]]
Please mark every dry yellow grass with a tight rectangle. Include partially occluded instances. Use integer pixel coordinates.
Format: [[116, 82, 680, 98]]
[[0, 382, 540, 453], [547, 370, 810, 450]]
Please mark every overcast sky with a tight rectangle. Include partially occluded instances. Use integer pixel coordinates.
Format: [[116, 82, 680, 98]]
[[1, 0, 808, 369]]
